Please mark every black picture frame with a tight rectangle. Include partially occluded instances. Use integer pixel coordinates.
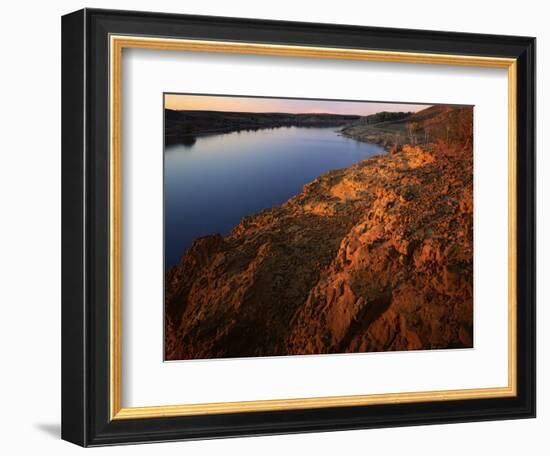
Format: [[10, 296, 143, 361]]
[[62, 8, 536, 447]]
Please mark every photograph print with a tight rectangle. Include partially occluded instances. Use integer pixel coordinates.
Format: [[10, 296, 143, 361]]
[[164, 94, 474, 361]]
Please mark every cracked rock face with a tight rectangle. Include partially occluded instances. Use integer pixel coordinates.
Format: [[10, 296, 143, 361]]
[[165, 106, 473, 360]]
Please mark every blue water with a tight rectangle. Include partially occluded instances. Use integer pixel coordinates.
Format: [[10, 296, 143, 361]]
[[164, 127, 384, 267]]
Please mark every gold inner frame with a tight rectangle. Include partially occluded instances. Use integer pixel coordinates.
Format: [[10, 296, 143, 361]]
[[109, 35, 518, 420]]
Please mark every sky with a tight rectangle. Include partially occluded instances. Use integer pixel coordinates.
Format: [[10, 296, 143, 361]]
[[164, 94, 430, 116]]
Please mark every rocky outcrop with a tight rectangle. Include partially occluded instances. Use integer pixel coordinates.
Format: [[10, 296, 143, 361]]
[[165, 107, 473, 360]]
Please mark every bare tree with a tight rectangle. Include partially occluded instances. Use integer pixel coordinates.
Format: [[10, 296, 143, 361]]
[[407, 122, 420, 145], [394, 132, 401, 148]]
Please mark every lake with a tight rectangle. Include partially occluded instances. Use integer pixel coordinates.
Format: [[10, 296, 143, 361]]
[[164, 126, 385, 267]]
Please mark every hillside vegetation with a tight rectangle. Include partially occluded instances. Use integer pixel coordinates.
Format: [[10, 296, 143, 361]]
[[165, 109, 360, 139]]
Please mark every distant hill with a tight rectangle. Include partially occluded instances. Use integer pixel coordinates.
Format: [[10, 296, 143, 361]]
[[165, 109, 361, 140], [341, 105, 473, 150], [353, 111, 413, 126]]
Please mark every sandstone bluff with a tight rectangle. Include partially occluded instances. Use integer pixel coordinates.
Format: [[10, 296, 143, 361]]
[[165, 106, 473, 360]]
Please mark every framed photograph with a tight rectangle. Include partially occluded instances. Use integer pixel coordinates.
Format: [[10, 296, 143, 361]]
[[61, 8, 535, 446]]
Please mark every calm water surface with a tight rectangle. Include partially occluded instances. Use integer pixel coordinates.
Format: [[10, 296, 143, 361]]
[[165, 127, 384, 267]]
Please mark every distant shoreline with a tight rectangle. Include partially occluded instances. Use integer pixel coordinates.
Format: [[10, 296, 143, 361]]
[[164, 109, 417, 150], [165, 123, 344, 141], [165, 109, 362, 143]]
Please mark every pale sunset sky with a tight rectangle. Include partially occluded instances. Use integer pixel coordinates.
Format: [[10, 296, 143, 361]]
[[164, 94, 430, 116]]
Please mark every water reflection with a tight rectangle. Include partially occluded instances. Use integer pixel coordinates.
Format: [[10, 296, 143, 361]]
[[166, 135, 197, 147]]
